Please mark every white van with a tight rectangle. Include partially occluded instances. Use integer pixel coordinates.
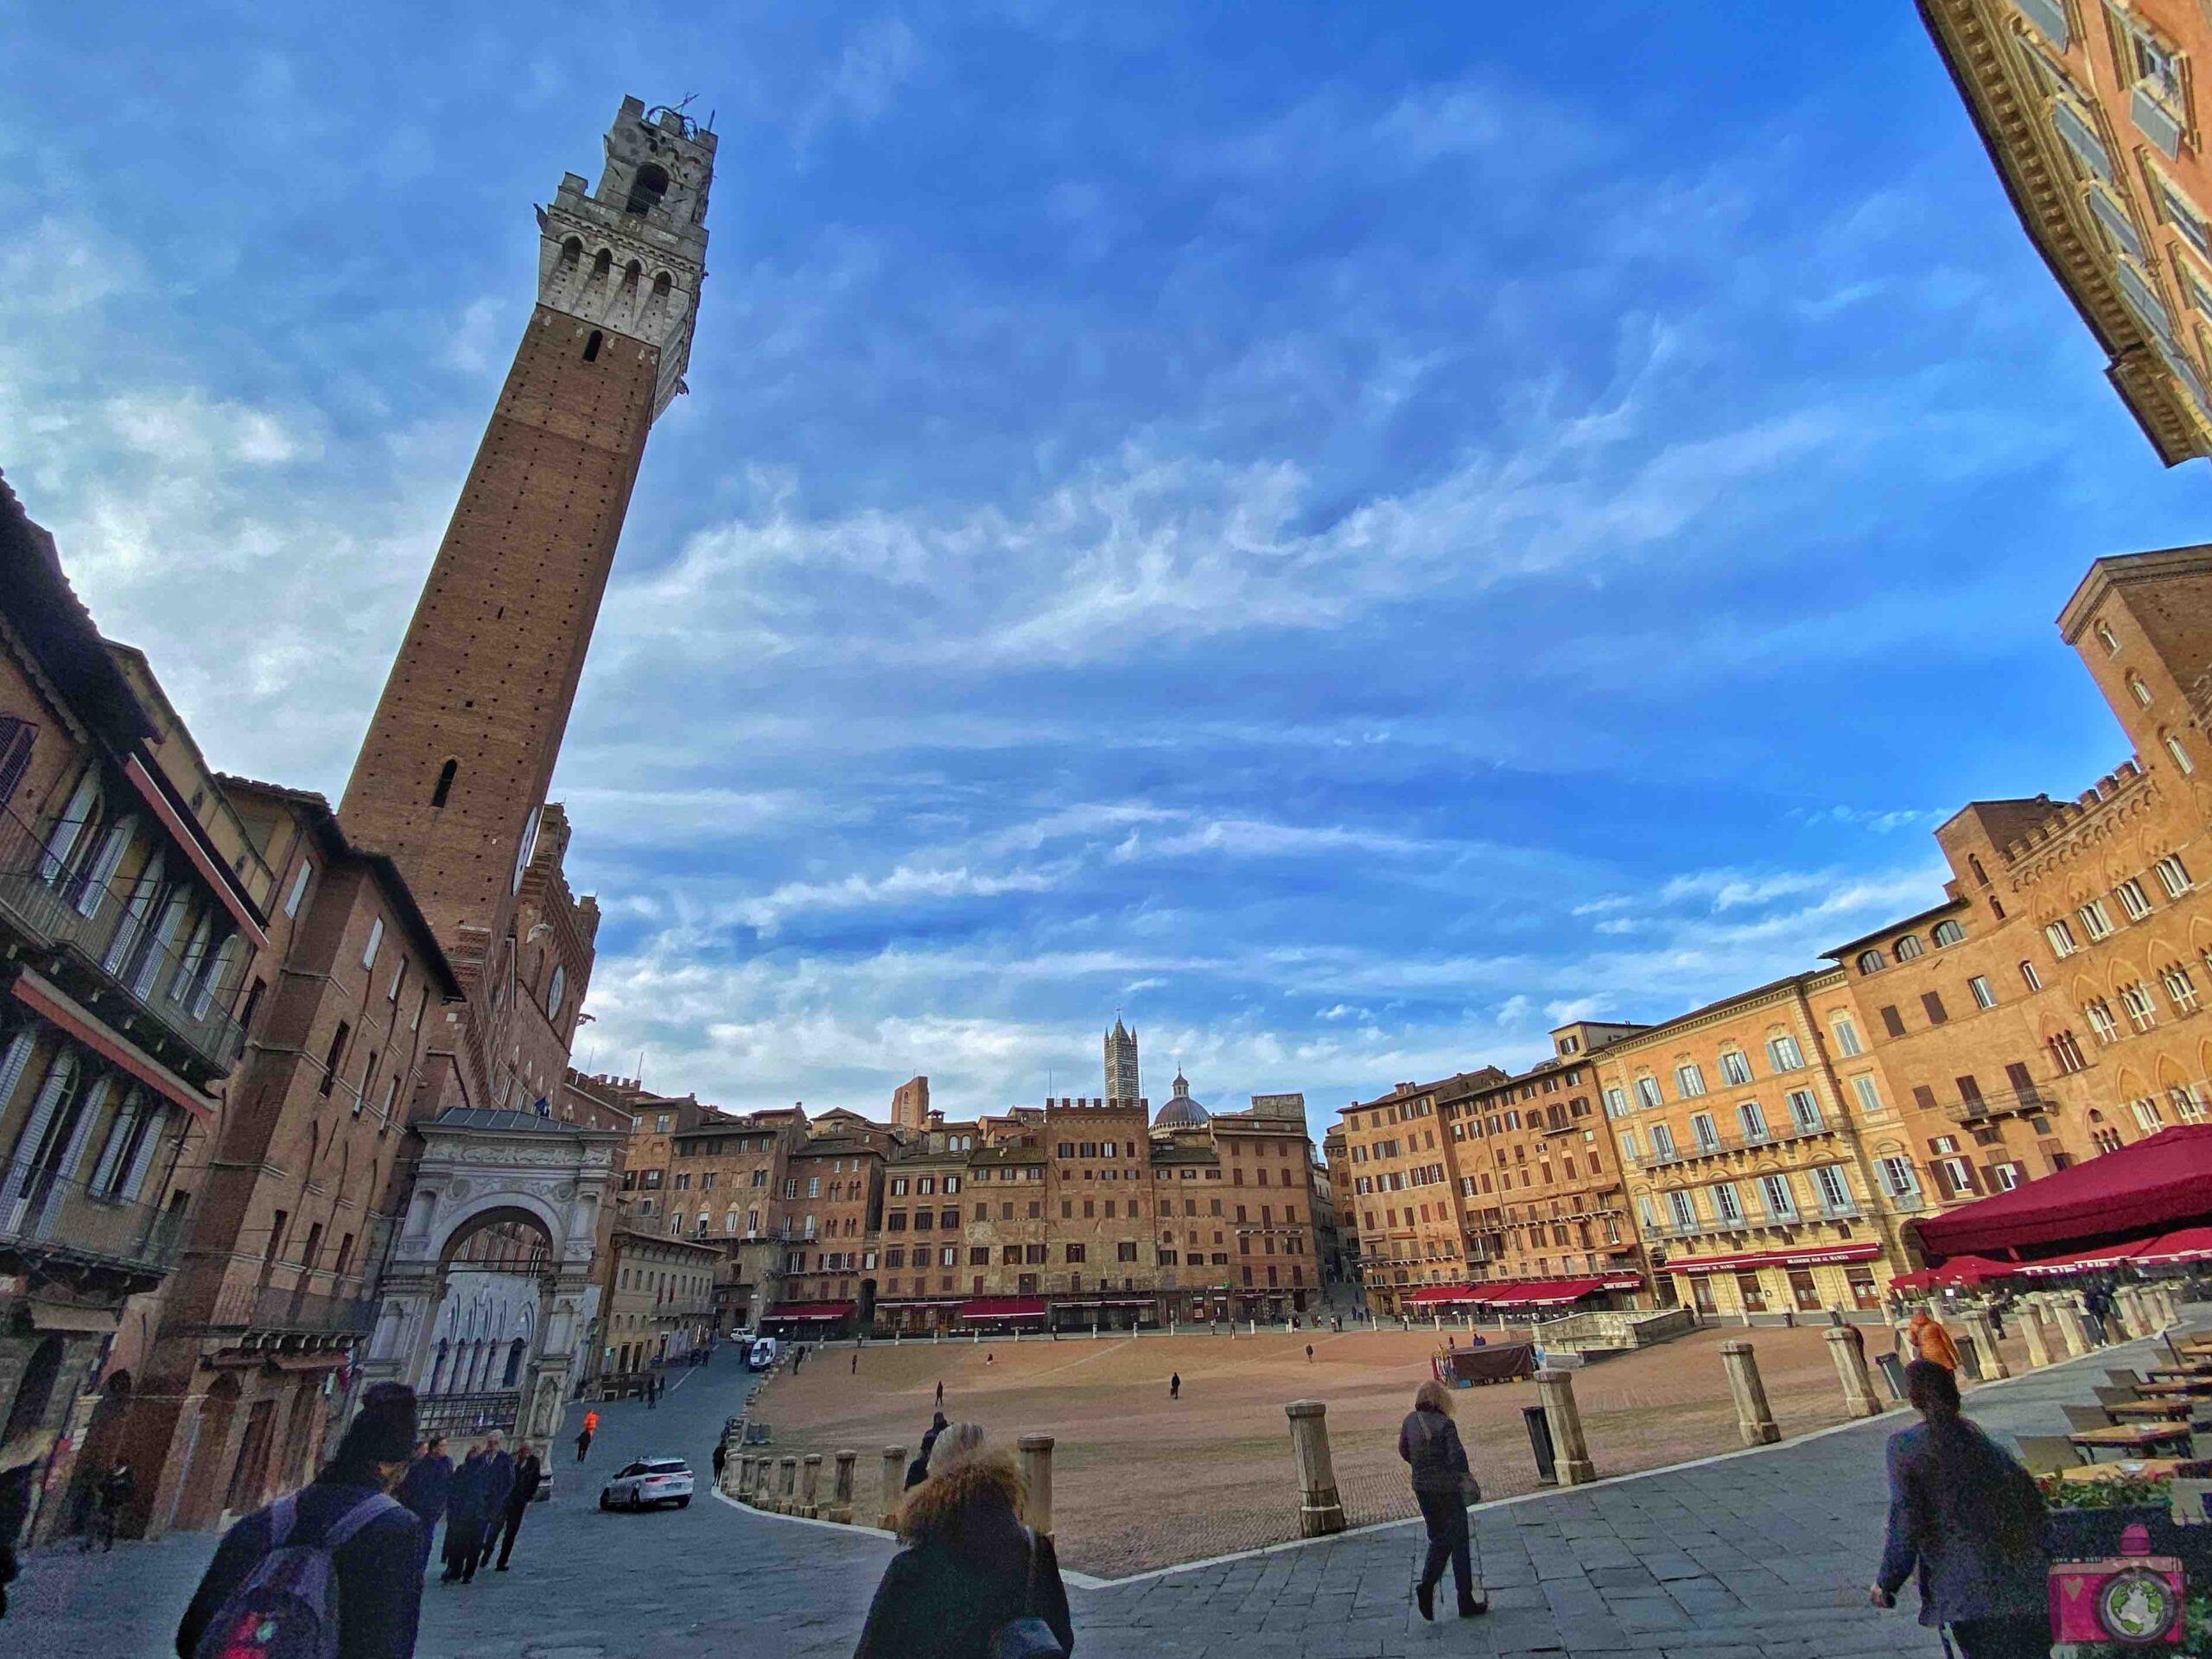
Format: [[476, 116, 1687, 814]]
[[747, 1336, 779, 1372]]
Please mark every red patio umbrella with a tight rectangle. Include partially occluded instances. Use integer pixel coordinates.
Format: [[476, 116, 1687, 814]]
[[1890, 1267, 1938, 1290], [1931, 1255, 2022, 1287], [2136, 1225, 2212, 1266], [1913, 1125, 2212, 1255]]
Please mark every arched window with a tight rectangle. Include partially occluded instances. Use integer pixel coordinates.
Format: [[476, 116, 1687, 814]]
[[430, 760, 456, 808], [1931, 920, 1966, 948], [502, 1338, 527, 1389], [2020, 959, 2043, 991], [545, 963, 566, 1022], [1855, 950, 1885, 975], [624, 163, 670, 215], [1967, 854, 1988, 886], [651, 270, 672, 307], [582, 330, 602, 363], [557, 236, 582, 273], [2127, 673, 2153, 707], [2166, 734, 2196, 775], [1893, 934, 1925, 961], [589, 248, 612, 283]]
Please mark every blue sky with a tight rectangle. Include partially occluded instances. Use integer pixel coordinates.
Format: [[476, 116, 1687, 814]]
[[5, 3, 2209, 1136]]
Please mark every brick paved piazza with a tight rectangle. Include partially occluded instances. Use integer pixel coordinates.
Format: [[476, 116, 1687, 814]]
[[13, 1320, 2193, 1658]]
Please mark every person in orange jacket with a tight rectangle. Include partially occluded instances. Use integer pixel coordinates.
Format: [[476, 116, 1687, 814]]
[[1908, 1306, 1961, 1370], [575, 1408, 600, 1463]]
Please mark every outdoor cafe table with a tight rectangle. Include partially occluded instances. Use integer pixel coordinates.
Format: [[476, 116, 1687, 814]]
[[2107, 1398, 2203, 1419], [2148, 1364, 2212, 1381], [2137, 1377, 2212, 1395], [2070, 1421, 2196, 1458], [2051, 1458, 2188, 1485]]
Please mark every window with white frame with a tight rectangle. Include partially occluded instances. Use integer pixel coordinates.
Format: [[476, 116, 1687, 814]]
[[1634, 1076, 1663, 1109], [1617, 1129, 1637, 1164], [1758, 1173, 1798, 1222], [1649, 1122, 1677, 1159], [2120, 982, 2158, 1032], [2167, 734, 2196, 774], [2095, 618, 2121, 652], [1603, 1086, 1629, 1118], [1675, 1064, 1707, 1098], [2171, 1084, 2210, 1124], [2053, 99, 2117, 180], [1877, 1155, 1921, 1201], [1932, 919, 1966, 947], [1830, 1017, 1863, 1058], [2080, 899, 2115, 939], [1786, 1089, 1823, 1133], [1855, 949, 1885, 976], [1894, 934, 1925, 962], [284, 860, 315, 918], [1636, 1195, 1658, 1230], [2045, 919, 2080, 957], [1812, 1165, 1853, 1215], [2117, 877, 2154, 919], [1767, 1033, 1805, 1071], [1969, 976, 1997, 1009], [1713, 1181, 1745, 1224], [1719, 1048, 1754, 1084], [2156, 854, 2193, 897], [1989, 1162, 2024, 1192], [1852, 1075, 1885, 1116], [2085, 998, 2121, 1044], [1665, 1190, 1697, 1231], [1690, 1111, 1720, 1151], [2021, 959, 2045, 991], [2161, 963, 2200, 1011], [2131, 1096, 2165, 1135], [1738, 1099, 1771, 1141]]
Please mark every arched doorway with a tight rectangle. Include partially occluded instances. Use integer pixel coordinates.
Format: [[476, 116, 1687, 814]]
[[225, 1395, 277, 1516], [174, 1376, 240, 1532], [0, 1333, 63, 1549], [63, 1370, 133, 1537]]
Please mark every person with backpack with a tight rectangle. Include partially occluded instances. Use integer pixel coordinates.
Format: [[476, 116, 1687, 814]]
[[1400, 1378, 1486, 1620], [575, 1409, 598, 1464], [393, 1437, 451, 1580], [175, 1382, 423, 1659], [1870, 1359, 2051, 1658], [853, 1425, 1073, 1659], [493, 1443, 541, 1572]]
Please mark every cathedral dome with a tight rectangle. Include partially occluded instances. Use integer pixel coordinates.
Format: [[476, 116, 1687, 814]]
[[1153, 1070, 1210, 1129]]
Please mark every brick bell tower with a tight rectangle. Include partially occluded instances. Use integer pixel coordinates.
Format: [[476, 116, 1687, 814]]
[[340, 98, 712, 1004]]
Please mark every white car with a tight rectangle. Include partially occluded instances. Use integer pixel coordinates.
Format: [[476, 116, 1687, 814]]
[[600, 1457, 695, 1511]]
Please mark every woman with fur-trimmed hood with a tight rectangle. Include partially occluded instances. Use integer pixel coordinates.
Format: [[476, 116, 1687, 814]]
[[852, 1425, 1074, 1659]]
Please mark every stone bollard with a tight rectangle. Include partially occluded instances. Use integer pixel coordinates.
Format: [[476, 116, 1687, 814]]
[[880, 1446, 907, 1529], [1284, 1401, 1346, 1535], [2050, 1297, 2092, 1357], [1018, 1434, 1055, 1535], [829, 1449, 856, 1523], [2019, 1302, 2053, 1370], [800, 1453, 823, 1518], [2149, 1286, 2176, 1330], [1826, 1325, 1883, 1418], [1961, 1309, 2010, 1380], [736, 1455, 756, 1502], [777, 1455, 798, 1514], [1535, 1369, 1597, 1484], [1720, 1340, 1780, 1446]]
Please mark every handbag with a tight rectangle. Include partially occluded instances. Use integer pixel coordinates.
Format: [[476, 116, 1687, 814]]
[[1459, 1471, 1482, 1506], [988, 1527, 1066, 1659]]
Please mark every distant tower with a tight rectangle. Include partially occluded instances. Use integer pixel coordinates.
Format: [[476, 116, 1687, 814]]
[[339, 97, 714, 976], [1104, 1019, 1141, 1104], [890, 1075, 931, 1132]]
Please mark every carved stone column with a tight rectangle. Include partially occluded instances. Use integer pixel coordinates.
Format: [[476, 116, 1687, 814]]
[[1720, 1340, 1779, 1446]]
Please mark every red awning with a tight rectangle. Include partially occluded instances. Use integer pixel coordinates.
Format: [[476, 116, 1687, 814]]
[[1930, 1254, 2022, 1287], [874, 1299, 963, 1309], [1402, 1284, 1498, 1306], [1913, 1124, 2212, 1255], [1666, 1241, 1881, 1275], [2138, 1226, 2212, 1266], [2018, 1240, 2152, 1276], [1488, 1278, 1611, 1306], [763, 1301, 855, 1321], [959, 1297, 1046, 1320], [1890, 1267, 1938, 1290], [10, 969, 219, 1122]]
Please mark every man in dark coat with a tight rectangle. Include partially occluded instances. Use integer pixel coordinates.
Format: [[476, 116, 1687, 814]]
[[904, 1413, 950, 1490], [177, 1383, 423, 1659], [393, 1435, 453, 1577], [442, 1440, 490, 1584], [86, 1458, 135, 1551], [471, 1432, 516, 1576], [493, 1442, 542, 1572]]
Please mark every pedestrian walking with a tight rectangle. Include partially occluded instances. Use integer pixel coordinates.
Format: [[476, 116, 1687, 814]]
[[176, 1382, 423, 1659], [712, 1439, 728, 1485], [1169, 1372, 1180, 1400], [472, 1433, 515, 1577], [646, 1371, 658, 1409], [1908, 1307, 1962, 1371], [1870, 1359, 2050, 1657], [575, 1408, 597, 1464], [493, 1443, 541, 1572], [1400, 1378, 1487, 1620], [795, 1344, 807, 1374], [853, 1426, 1073, 1659], [442, 1440, 490, 1585], [852, 1350, 860, 1374], [84, 1457, 134, 1551], [394, 1436, 453, 1578], [906, 1413, 950, 1490], [1305, 1344, 1314, 1363], [935, 1380, 944, 1408]]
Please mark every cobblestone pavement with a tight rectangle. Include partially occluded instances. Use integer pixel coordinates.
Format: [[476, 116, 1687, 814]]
[[8, 1319, 2194, 1657]]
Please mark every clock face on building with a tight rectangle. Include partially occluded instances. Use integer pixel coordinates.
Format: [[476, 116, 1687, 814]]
[[2095, 1567, 2179, 1643]]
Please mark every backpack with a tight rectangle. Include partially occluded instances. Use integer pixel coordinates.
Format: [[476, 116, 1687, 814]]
[[988, 1528, 1065, 1659], [191, 1491, 403, 1659]]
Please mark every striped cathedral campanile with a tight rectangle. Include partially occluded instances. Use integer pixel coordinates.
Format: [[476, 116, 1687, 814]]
[[340, 99, 712, 989]]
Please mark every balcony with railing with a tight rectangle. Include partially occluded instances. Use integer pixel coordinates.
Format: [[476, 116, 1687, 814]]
[[0, 1160, 183, 1282], [205, 1279, 380, 1340], [1943, 1087, 2058, 1128], [0, 808, 246, 1077], [1636, 1116, 1841, 1172]]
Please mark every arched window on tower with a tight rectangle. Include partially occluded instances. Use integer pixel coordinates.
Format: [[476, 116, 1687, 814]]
[[625, 164, 670, 215], [582, 331, 602, 363], [430, 760, 456, 808], [557, 236, 582, 276]]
